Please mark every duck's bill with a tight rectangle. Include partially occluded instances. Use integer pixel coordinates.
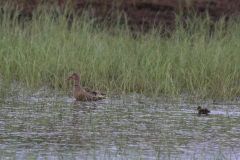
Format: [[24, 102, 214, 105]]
[[65, 76, 73, 81]]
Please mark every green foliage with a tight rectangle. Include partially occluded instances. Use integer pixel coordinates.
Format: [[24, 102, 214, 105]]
[[0, 4, 240, 100]]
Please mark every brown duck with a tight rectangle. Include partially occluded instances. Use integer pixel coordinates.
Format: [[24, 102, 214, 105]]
[[197, 106, 210, 115], [65, 73, 107, 101]]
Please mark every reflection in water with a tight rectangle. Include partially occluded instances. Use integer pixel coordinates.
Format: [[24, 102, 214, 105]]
[[0, 92, 240, 159], [71, 102, 98, 125]]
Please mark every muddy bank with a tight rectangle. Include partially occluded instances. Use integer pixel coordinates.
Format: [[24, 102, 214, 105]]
[[1, 0, 240, 33]]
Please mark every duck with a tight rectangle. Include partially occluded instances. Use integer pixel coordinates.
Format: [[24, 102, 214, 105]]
[[65, 73, 107, 101], [197, 106, 210, 115]]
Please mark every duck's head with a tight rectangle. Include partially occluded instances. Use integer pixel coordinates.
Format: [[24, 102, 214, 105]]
[[197, 106, 202, 110], [65, 73, 80, 81]]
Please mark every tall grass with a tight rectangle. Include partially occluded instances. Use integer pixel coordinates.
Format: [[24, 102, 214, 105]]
[[0, 3, 240, 100]]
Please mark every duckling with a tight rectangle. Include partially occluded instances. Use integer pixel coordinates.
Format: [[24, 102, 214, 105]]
[[197, 106, 210, 115]]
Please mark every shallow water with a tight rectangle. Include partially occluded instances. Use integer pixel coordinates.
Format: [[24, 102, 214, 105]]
[[1, 90, 240, 160]]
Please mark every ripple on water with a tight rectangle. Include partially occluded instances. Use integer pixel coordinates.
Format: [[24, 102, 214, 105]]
[[1, 90, 240, 159]]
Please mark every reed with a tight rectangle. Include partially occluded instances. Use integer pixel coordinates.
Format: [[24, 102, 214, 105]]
[[0, 3, 240, 100]]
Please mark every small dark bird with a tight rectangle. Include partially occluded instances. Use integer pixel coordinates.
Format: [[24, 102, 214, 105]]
[[197, 106, 210, 115]]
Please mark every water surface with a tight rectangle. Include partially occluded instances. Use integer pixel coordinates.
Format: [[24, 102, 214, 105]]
[[1, 90, 240, 159]]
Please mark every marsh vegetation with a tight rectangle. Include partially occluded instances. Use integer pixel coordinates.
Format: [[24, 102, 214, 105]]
[[0, 4, 240, 100]]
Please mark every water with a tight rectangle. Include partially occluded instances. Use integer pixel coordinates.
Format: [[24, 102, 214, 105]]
[[0, 89, 240, 160]]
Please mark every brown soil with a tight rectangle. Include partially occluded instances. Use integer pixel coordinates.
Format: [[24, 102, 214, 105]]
[[1, 0, 240, 33]]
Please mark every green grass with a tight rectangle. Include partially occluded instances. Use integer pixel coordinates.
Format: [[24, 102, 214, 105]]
[[1, 3, 240, 100]]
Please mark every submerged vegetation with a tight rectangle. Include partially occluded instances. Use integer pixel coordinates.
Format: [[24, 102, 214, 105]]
[[0, 3, 240, 100]]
